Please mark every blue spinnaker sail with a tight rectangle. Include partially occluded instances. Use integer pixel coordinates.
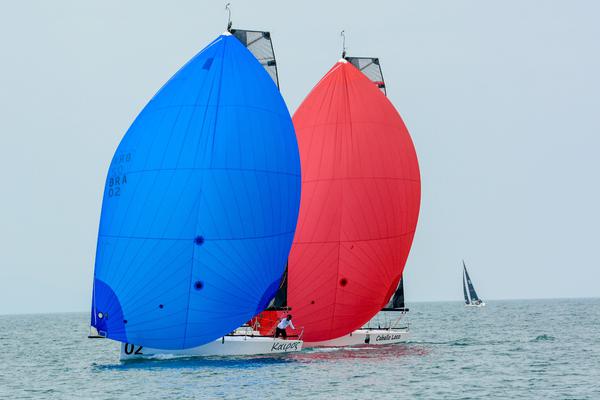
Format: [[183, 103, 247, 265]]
[[91, 33, 301, 350]]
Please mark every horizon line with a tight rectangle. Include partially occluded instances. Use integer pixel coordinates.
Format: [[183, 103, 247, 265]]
[[1, 296, 598, 317]]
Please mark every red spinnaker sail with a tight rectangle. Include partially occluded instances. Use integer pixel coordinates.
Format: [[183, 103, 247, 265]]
[[288, 60, 421, 342]]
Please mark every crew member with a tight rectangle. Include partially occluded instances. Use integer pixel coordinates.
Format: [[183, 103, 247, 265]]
[[275, 314, 295, 339]]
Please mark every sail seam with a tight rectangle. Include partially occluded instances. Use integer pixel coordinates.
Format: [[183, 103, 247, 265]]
[[147, 104, 291, 121], [294, 231, 415, 244], [99, 230, 295, 241], [122, 167, 300, 177]]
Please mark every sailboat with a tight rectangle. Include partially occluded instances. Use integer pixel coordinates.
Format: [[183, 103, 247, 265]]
[[463, 261, 485, 307], [287, 39, 421, 347], [90, 14, 304, 360]]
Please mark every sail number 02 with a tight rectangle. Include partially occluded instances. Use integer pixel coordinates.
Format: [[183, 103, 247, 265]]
[[124, 343, 143, 355]]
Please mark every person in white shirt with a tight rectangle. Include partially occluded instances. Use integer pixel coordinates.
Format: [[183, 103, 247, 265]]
[[275, 314, 295, 339]]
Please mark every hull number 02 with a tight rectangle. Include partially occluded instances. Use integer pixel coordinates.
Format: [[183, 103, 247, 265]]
[[124, 343, 143, 355]]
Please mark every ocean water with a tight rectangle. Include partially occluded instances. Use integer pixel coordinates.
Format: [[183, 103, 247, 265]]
[[1, 298, 599, 399]]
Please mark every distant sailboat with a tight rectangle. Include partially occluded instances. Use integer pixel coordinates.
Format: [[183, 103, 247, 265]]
[[463, 261, 485, 307]]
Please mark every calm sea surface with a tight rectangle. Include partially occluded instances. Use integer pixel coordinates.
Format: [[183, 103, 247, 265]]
[[1, 299, 599, 399]]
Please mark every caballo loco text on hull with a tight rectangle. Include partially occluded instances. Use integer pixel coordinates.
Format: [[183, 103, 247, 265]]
[[304, 328, 410, 348], [89, 24, 304, 359]]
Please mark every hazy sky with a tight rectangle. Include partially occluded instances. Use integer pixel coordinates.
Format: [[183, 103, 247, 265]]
[[1, 1, 598, 314]]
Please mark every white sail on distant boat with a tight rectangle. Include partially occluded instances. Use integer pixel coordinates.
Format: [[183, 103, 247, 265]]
[[463, 260, 485, 307]]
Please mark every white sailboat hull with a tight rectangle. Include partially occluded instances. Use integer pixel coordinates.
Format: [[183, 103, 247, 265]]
[[119, 335, 303, 361], [304, 328, 410, 348], [465, 302, 486, 307]]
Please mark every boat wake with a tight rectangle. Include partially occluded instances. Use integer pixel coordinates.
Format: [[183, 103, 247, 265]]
[[289, 344, 428, 361]]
